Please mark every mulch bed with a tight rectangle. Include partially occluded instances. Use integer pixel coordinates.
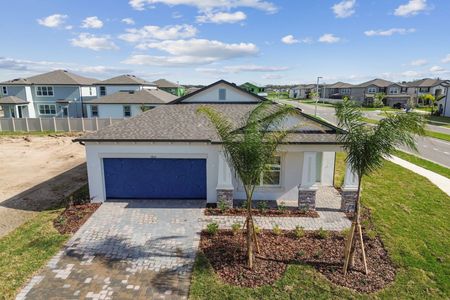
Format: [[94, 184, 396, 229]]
[[205, 208, 319, 218], [200, 228, 395, 293], [53, 203, 101, 234]]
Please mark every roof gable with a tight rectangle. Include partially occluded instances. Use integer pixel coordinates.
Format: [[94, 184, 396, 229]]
[[153, 79, 180, 88], [96, 75, 155, 86]]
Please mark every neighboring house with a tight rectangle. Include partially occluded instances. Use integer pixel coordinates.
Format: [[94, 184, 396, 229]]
[[323, 82, 354, 99], [75, 79, 358, 212], [437, 82, 450, 117], [153, 79, 185, 97], [289, 84, 317, 99], [94, 75, 157, 97], [240, 82, 268, 97], [407, 78, 449, 106], [352, 78, 410, 107], [84, 89, 177, 118], [0, 70, 97, 118]]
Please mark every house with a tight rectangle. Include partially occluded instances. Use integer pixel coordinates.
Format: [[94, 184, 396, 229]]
[[323, 82, 354, 99], [0, 70, 97, 118], [240, 82, 268, 97], [84, 89, 177, 118], [352, 78, 410, 107], [437, 81, 450, 117], [153, 79, 185, 97], [94, 75, 157, 97], [289, 84, 317, 99], [75, 80, 359, 212], [406, 78, 449, 106]]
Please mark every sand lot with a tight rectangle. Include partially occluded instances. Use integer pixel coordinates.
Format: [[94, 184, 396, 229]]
[[0, 135, 87, 237]]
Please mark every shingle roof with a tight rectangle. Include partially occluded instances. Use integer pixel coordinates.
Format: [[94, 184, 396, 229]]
[[85, 89, 177, 104], [0, 70, 98, 85], [356, 78, 398, 88], [327, 82, 354, 89], [153, 79, 180, 88], [74, 103, 342, 144], [96, 75, 155, 86], [406, 78, 448, 88], [0, 96, 29, 104]]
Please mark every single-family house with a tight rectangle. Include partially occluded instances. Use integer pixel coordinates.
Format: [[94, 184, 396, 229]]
[[406, 78, 449, 106], [352, 78, 410, 107], [153, 79, 185, 97], [437, 81, 450, 117], [75, 80, 359, 212], [84, 89, 177, 118], [240, 82, 268, 97], [323, 82, 354, 99], [94, 75, 157, 97], [0, 70, 97, 118], [289, 84, 317, 99]]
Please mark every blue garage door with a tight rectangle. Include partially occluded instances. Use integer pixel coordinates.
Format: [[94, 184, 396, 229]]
[[103, 158, 207, 199]]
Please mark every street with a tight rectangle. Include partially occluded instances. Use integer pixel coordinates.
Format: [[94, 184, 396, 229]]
[[277, 99, 450, 168]]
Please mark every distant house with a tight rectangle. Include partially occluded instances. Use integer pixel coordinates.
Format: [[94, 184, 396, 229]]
[[94, 75, 157, 97], [352, 78, 410, 107], [240, 82, 268, 97], [436, 81, 450, 117], [323, 82, 354, 99], [85, 89, 177, 118], [406, 78, 449, 106], [0, 70, 97, 118], [153, 79, 185, 97], [289, 84, 318, 99]]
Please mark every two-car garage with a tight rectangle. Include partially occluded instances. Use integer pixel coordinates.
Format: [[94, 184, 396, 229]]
[[103, 158, 207, 199]]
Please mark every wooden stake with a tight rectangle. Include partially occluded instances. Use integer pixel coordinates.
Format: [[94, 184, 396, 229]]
[[343, 222, 356, 275], [252, 220, 260, 253], [357, 224, 369, 275]]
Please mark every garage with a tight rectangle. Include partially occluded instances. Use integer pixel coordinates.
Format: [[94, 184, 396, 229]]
[[103, 158, 207, 199]]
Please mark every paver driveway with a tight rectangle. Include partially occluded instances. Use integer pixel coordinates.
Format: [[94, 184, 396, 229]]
[[18, 200, 205, 300]]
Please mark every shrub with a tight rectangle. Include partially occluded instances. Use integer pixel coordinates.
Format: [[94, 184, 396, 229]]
[[316, 227, 330, 239], [272, 224, 282, 236], [254, 224, 261, 235], [67, 184, 90, 206], [294, 226, 305, 239], [217, 199, 229, 213], [240, 200, 249, 209], [366, 229, 377, 240], [277, 201, 286, 212], [340, 228, 351, 238], [206, 222, 219, 235], [257, 201, 268, 212], [231, 222, 241, 235]]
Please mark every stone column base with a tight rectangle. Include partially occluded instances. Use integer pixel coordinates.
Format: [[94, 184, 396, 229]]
[[298, 188, 316, 210], [341, 189, 358, 212], [216, 189, 234, 208]]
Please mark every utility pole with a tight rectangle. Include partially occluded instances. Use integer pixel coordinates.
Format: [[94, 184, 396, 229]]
[[315, 76, 322, 116]]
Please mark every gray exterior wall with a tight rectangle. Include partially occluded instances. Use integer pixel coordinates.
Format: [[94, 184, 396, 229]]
[[31, 86, 82, 118], [2, 85, 27, 99]]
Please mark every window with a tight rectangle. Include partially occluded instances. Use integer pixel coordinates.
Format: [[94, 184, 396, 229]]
[[91, 105, 98, 117], [367, 87, 377, 94], [100, 86, 106, 96], [341, 88, 351, 95], [9, 107, 15, 118], [36, 86, 54, 96], [1, 86, 7, 95], [219, 88, 226, 100], [123, 105, 131, 117], [38, 104, 56, 115], [260, 156, 281, 186], [89, 87, 93, 96], [389, 87, 399, 94]]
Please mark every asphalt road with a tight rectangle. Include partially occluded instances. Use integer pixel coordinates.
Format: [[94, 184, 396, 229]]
[[277, 99, 450, 168]]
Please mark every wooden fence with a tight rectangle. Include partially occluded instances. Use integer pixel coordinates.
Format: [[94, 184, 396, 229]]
[[0, 117, 124, 132]]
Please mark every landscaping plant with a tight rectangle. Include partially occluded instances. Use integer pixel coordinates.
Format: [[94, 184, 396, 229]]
[[206, 222, 219, 236], [272, 224, 282, 236], [294, 226, 305, 239], [335, 98, 425, 275], [231, 222, 242, 236], [198, 101, 296, 269]]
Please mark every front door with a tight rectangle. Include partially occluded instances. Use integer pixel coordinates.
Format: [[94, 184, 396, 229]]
[[17, 106, 23, 118], [62, 106, 68, 117]]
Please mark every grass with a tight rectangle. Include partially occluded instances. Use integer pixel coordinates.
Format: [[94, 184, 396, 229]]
[[393, 150, 450, 179], [190, 152, 450, 299], [0, 210, 69, 299]]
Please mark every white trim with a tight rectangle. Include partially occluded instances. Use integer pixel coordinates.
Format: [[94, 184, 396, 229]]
[[35, 86, 54, 97], [38, 104, 57, 115]]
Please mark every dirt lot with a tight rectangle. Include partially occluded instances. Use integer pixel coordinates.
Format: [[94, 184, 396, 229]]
[[0, 135, 87, 237]]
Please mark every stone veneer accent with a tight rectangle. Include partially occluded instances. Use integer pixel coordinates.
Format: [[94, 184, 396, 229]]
[[217, 189, 234, 208], [341, 190, 358, 212], [298, 189, 316, 210]]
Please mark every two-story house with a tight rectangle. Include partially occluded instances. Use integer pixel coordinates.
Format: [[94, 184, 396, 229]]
[[153, 79, 185, 97], [0, 70, 98, 118], [323, 82, 354, 99], [352, 78, 410, 107], [94, 74, 157, 97], [406, 78, 449, 106]]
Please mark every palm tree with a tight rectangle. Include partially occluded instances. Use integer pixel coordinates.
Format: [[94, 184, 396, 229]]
[[198, 101, 296, 269], [335, 99, 425, 275]]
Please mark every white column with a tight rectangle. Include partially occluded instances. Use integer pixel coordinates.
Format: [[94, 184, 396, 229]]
[[24, 86, 36, 118], [300, 151, 318, 190], [216, 151, 233, 190], [321, 152, 335, 186], [342, 161, 359, 191]]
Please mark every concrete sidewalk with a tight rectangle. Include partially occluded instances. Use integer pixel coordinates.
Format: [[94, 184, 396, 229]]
[[389, 156, 450, 196]]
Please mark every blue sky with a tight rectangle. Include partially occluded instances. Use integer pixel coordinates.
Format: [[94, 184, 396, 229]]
[[0, 0, 449, 84]]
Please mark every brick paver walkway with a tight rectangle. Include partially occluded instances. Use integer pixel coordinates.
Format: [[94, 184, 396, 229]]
[[17, 200, 205, 300]]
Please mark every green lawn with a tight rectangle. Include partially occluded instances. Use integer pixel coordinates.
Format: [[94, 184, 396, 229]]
[[393, 150, 450, 179], [0, 210, 69, 299], [190, 153, 450, 299]]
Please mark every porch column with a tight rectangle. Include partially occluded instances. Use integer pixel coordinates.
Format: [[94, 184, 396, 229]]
[[298, 151, 318, 210], [341, 161, 359, 212], [216, 151, 234, 207]]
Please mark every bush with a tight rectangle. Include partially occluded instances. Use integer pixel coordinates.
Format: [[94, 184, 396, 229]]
[[294, 226, 305, 239], [316, 227, 330, 239], [231, 222, 241, 235], [277, 201, 286, 212], [206, 222, 219, 235], [217, 199, 229, 213], [272, 224, 282, 236], [67, 184, 90, 206], [257, 201, 268, 212], [254, 224, 261, 235], [340, 228, 351, 238]]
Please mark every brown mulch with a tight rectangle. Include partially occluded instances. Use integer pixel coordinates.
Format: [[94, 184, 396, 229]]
[[200, 229, 396, 293], [53, 203, 101, 234], [205, 208, 319, 218]]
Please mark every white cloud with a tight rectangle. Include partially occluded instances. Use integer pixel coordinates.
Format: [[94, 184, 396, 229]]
[[410, 59, 427, 66], [318, 33, 341, 43], [37, 14, 68, 28], [262, 73, 283, 80], [70, 33, 118, 51], [429, 65, 447, 73], [119, 24, 197, 43], [197, 11, 246, 23], [442, 54, 450, 63], [123, 38, 258, 66], [197, 64, 288, 74], [394, 0, 428, 17], [128, 0, 278, 13], [81, 16, 104, 29], [121, 18, 135, 25], [364, 28, 416, 37], [281, 35, 298, 44], [401, 70, 421, 77], [332, 0, 356, 18]]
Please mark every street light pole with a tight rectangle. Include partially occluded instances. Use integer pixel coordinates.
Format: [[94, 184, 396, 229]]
[[315, 76, 322, 116]]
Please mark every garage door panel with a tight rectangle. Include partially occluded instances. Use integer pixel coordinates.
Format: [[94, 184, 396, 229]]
[[103, 158, 207, 199]]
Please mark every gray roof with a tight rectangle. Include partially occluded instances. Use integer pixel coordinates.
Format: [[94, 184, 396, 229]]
[[75, 103, 342, 144], [0, 70, 98, 85], [406, 78, 449, 88], [326, 81, 354, 89], [356, 78, 400, 88], [96, 75, 155, 86], [153, 79, 180, 88], [0, 96, 29, 104], [85, 89, 177, 104]]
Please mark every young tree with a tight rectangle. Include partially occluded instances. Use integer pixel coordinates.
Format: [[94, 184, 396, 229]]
[[335, 99, 425, 275], [198, 102, 296, 269], [419, 93, 436, 114], [373, 93, 385, 108]]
